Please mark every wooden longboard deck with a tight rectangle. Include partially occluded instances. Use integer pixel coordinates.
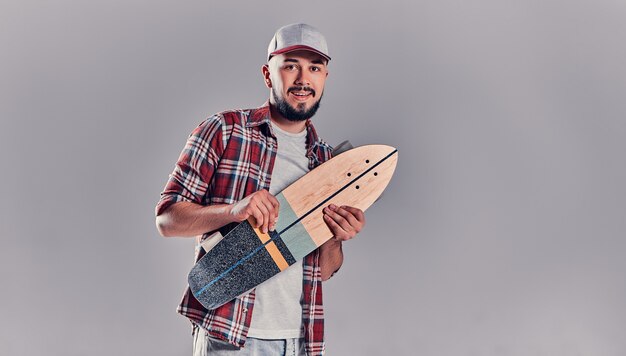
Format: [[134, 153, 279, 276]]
[[188, 144, 398, 309]]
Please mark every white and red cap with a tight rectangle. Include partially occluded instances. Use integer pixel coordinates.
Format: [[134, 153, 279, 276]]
[[267, 23, 331, 62]]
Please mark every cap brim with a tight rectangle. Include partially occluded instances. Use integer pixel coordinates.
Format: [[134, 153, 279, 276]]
[[269, 45, 331, 61]]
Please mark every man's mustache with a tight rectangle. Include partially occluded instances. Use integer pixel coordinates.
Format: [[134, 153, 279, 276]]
[[288, 87, 316, 97]]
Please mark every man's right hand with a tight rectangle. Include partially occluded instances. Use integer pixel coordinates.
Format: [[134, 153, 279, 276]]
[[229, 189, 280, 233]]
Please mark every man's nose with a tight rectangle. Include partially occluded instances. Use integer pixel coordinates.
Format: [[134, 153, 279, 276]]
[[294, 69, 310, 86]]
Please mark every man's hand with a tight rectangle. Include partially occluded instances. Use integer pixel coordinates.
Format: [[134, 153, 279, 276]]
[[229, 189, 280, 233], [319, 204, 365, 280], [322, 204, 365, 241]]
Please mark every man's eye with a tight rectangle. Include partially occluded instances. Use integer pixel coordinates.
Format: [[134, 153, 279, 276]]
[[311, 66, 321, 72], [284, 65, 296, 71]]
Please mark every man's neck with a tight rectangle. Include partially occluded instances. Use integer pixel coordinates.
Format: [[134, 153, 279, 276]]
[[269, 104, 307, 134]]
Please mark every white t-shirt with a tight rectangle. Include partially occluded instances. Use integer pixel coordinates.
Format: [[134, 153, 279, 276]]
[[246, 122, 310, 339]]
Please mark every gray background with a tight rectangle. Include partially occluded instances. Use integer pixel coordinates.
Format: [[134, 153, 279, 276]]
[[1, 0, 625, 355]]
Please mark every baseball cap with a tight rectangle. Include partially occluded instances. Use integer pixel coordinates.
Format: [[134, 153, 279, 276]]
[[267, 23, 331, 62]]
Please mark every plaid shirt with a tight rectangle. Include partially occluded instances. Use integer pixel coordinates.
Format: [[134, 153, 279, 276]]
[[156, 102, 333, 355]]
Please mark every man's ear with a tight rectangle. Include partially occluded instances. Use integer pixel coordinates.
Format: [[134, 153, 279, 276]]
[[262, 64, 272, 88]]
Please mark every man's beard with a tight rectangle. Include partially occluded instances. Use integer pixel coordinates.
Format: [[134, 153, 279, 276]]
[[272, 86, 323, 122]]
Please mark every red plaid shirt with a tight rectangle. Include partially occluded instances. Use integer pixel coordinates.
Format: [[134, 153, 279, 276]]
[[156, 102, 332, 355]]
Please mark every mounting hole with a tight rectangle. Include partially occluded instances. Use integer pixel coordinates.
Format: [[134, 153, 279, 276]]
[[356, 185, 360, 189], [374, 172, 378, 176], [366, 159, 370, 164], [347, 172, 351, 177]]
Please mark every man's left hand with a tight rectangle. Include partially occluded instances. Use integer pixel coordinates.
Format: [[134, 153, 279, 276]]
[[322, 204, 365, 241]]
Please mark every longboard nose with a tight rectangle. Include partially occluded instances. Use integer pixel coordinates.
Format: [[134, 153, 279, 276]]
[[278, 144, 398, 249]]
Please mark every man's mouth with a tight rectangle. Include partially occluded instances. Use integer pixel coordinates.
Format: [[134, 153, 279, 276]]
[[289, 87, 315, 101]]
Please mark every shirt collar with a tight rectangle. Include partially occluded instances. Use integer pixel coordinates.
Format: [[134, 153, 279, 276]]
[[245, 101, 273, 128]]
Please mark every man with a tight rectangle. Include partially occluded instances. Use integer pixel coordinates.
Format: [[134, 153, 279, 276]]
[[155, 23, 365, 356]]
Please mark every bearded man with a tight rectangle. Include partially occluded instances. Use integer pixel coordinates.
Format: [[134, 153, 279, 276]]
[[156, 23, 365, 356]]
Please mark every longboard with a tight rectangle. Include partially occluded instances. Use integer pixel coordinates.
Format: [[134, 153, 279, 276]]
[[188, 144, 398, 310]]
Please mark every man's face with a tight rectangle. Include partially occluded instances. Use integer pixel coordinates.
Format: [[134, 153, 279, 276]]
[[264, 50, 329, 121]]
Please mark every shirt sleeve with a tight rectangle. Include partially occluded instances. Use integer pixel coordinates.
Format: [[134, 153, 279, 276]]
[[155, 115, 224, 216]]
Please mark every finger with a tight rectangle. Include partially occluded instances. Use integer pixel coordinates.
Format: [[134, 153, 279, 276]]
[[262, 190, 280, 230], [324, 206, 353, 234], [259, 192, 280, 231], [264, 199, 277, 232], [332, 206, 360, 229], [268, 194, 280, 221], [323, 214, 349, 241], [250, 206, 265, 231], [255, 200, 272, 233], [340, 206, 365, 223], [323, 208, 353, 240], [338, 206, 365, 233]]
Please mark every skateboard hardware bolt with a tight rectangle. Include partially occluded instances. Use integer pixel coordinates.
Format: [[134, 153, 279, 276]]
[[356, 185, 360, 189], [347, 173, 351, 177], [366, 159, 370, 163], [374, 172, 378, 176]]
